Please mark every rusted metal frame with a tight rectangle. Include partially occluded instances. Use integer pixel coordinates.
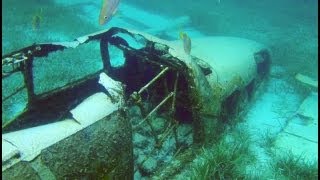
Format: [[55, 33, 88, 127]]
[[111, 43, 167, 69], [131, 52, 168, 68], [21, 55, 36, 105], [2, 42, 79, 78], [133, 92, 174, 132], [135, 70, 173, 126], [2, 27, 126, 74], [149, 54, 185, 72], [131, 63, 181, 153], [99, 35, 113, 72], [133, 91, 174, 145], [171, 72, 179, 113], [3, 35, 108, 95], [119, 42, 182, 148], [138, 67, 169, 94], [130, 66, 170, 139], [171, 72, 180, 149], [2, 45, 37, 61], [112, 42, 183, 72], [2, 43, 67, 64], [2, 29, 110, 104], [2, 53, 28, 77], [2, 43, 70, 105]]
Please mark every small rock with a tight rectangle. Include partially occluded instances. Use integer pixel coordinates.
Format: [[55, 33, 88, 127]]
[[128, 105, 142, 117], [159, 136, 175, 156], [138, 156, 158, 175], [134, 169, 142, 180], [151, 117, 168, 134], [133, 133, 149, 149]]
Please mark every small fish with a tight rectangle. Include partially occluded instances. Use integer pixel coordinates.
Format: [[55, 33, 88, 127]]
[[32, 15, 41, 30], [99, 0, 121, 25], [179, 32, 191, 55], [32, 8, 43, 31]]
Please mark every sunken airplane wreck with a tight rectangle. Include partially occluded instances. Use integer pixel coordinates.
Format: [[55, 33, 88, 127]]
[[2, 27, 270, 179]]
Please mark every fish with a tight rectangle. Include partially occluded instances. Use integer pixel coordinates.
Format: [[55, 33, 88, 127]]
[[32, 8, 43, 31], [32, 15, 41, 30], [179, 32, 191, 55], [99, 0, 121, 25]]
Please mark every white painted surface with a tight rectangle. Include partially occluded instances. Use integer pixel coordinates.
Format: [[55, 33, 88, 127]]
[[172, 36, 265, 97], [99, 73, 123, 97], [2, 119, 82, 162], [70, 92, 118, 126]]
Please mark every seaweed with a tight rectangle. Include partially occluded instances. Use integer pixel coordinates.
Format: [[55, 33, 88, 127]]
[[270, 151, 318, 180], [189, 128, 254, 180]]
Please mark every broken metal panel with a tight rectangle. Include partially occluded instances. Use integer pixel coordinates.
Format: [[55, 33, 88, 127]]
[[3, 70, 123, 129], [2, 72, 102, 132], [2, 73, 128, 178], [296, 92, 318, 121], [295, 73, 318, 88], [3, 89, 121, 163]]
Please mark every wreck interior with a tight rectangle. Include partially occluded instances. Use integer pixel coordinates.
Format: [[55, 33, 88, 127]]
[[104, 31, 195, 124], [103, 31, 198, 164]]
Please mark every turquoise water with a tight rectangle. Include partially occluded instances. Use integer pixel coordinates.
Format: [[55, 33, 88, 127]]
[[2, 0, 318, 76], [2, 0, 318, 179]]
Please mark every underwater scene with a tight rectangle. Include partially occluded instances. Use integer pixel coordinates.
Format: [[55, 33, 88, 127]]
[[2, 0, 318, 179]]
